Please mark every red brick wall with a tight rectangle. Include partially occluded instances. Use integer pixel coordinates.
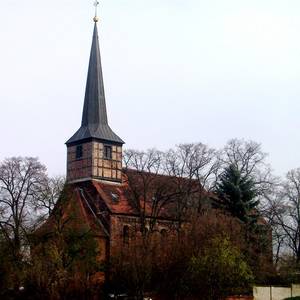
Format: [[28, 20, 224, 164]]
[[109, 215, 140, 257]]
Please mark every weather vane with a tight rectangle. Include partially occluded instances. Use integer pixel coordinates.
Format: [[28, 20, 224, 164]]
[[93, 0, 100, 22]]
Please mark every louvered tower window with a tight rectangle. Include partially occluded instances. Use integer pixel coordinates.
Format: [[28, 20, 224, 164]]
[[76, 145, 83, 159], [104, 145, 112, 159]]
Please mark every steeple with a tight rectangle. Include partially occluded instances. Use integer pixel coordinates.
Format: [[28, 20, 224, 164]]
[[66, 22, 124, 146], [66, 16, 124, 184]]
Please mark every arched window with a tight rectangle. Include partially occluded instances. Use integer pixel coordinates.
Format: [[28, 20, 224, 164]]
[[123, 225, 129, 245], [160, 229, 167, 237], [140, 226, 149, 237], [160, 229, 167, 246]]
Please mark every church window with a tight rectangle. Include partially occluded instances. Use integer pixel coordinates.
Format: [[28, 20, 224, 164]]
[[160, 229, 167, 238], [76, 145, 83, 159], [123, 225, 129, 245], [142, 227, 149, 236], [160, 229, 167, 246], [104, 145, 112, 159], [111, 192, 119, 203]]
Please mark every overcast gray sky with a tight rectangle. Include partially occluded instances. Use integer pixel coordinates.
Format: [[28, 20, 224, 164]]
[[0, 0, 299, 177]]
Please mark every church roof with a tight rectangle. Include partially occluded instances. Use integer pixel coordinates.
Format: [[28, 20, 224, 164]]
[[66, 23, 124, 146], [35, 170, 215, 237], [70, 170, 206, 219], [34, 187, 109, 238]]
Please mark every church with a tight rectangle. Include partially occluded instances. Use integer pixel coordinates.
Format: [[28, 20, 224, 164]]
[[38, 13, 193, 283], [34, 9, 273, 296]]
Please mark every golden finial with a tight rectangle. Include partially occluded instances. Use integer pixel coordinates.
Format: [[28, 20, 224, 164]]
[[93, 0, 100, 22]]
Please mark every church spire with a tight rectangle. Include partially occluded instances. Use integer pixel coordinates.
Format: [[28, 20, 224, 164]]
[[66, 5, 124, 184], [66, 18, 124, 146], [81, 23, 108, 127]]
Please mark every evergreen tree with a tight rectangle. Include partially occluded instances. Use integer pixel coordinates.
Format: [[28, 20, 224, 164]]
[[216, 164, 259, 223]]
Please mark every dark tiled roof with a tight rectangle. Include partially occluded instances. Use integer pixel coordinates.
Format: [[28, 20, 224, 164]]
[[34, 188, 108, 237], [66, 23, 124, 145], [35, 171, 213, 236], [90, 170, 205, 218], [93, 181, 138, 215]]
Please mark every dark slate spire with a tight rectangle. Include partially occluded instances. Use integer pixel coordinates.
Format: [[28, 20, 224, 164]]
[[66, 23, 124, 145]]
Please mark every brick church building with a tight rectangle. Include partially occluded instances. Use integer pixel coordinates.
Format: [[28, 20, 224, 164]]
[[35, 13, 273, 292], [37, 17, 190, 283]]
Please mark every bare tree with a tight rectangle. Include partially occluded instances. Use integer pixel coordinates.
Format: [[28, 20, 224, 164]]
[[265, 168, 300, 263], [123, 149, 167, 235], [32, 175, 65, 227], [0, 157, 48, 260], [123, 144, 221, 237], [260, 187, 286, 267], [222, 139, 273, 197], [164, 143, 221, 215]]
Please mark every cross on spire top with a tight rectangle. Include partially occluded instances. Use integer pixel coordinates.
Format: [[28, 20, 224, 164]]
[[93, 0, 100, 22]]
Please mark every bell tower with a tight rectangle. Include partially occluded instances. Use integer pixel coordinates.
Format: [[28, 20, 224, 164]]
[[66, 16, 124, 183]]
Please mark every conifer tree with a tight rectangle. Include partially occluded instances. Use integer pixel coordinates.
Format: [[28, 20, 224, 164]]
[[216, 164, 259, 224]]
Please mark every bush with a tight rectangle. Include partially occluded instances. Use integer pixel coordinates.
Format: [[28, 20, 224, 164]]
[[180, 236, 254, 300]]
